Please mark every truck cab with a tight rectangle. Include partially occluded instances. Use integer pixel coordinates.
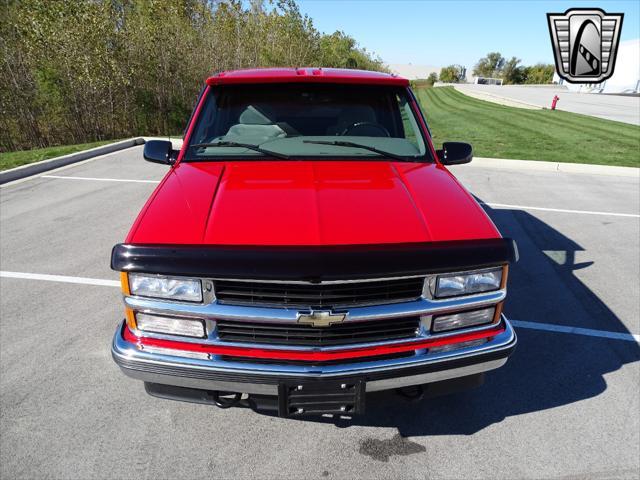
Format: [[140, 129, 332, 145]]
[[111, 68, 517, 417]]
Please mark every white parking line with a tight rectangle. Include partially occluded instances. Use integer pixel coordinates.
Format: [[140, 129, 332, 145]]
[[34, 175, 640, 218], [34, 174, 640, 219], [2, 270, 638, 343], [0, 148, 141, 188], [42, 175, 160, 184], [482, 202, 640, 218], [511, 319, 640, 343], [0, 271, 120, 287]]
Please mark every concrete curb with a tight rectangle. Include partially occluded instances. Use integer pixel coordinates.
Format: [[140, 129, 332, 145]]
[[466, 157, 639, 177], [0, 137, 146, 185], [452, 85, 542, 110]]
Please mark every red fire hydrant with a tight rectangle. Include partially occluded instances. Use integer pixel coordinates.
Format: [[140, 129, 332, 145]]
[[551, 95, 560, 110]]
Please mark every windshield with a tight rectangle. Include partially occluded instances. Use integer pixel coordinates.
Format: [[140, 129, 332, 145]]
[[184, 83, 431, 162]]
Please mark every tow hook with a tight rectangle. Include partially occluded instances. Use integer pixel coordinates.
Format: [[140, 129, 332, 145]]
[[212, 391, 243, 409], [395, 385, 424, 402]]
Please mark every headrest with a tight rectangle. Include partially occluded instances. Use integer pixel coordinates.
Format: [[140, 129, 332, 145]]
[[239, 105, 275, 125]]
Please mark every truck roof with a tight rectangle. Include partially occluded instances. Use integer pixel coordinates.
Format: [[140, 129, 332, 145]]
[[206, 67, 409, 87]]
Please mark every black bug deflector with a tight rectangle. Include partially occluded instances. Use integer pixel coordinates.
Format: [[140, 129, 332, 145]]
[[111, 238, 518, 281]]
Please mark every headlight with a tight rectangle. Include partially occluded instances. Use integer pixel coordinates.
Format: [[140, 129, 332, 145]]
[[128, 273, 202, 302], [432, 307, 495, 333], [435, 267, 502, 298]]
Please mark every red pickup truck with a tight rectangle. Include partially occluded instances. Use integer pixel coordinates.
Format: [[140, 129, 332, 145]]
[[111, 68, 517, 417]]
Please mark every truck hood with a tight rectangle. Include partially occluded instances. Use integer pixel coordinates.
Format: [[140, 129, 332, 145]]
[[128, 161, 499, 245]]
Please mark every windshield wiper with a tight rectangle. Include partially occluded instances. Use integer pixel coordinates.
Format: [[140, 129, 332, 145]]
[[189, 141, 290, 160], [302, 140, 413, 162]]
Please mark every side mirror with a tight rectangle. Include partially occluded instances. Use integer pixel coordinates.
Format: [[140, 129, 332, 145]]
[[143, 140, 177, 165], [436, 142, 473, 165]]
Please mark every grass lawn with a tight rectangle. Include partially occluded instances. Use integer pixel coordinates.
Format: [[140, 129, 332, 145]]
[[415, 86, 639, 167], [0, 140, 117, 171]]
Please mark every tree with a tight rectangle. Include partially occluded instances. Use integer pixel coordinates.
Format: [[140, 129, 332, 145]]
[[523, 64, 555, 84], [426, 72, 438, 85], [318, 31, 386, 71], [502, 57, 525, 84], [473, 52, 505, 78], [0, 0, 388, 152], [470, 51, 555, 85], [439, 65, 465, 83]]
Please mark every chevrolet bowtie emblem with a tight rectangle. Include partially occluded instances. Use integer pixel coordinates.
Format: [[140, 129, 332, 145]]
[[297, 310, 346, 328]]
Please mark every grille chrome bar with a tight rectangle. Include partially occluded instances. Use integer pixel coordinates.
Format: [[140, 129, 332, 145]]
[[124, 289, 506, 325]]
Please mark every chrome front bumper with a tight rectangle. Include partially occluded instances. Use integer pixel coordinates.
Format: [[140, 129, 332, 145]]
[[111, 316, 517, 395]]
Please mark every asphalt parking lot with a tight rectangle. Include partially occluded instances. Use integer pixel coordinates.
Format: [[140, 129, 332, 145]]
[[1, 146, 639, 479]]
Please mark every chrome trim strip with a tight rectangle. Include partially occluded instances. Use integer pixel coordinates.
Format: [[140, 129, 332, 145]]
[[112, 315, 516, 378], [122, 369, 279, 395], [366, 358, 507, 392], [207, 273, 430, 285], [124, 289, 505, 324], [118, 358, 508, 395]]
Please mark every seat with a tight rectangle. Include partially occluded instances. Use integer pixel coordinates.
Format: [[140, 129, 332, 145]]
[[224, 105, 286, 143]]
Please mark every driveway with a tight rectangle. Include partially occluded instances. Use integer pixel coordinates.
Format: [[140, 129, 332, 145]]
[[453, 84, 640, 125]]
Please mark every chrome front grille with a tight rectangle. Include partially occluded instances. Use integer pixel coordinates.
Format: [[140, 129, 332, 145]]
[[216, 317, 420, 347], [213, 277, 425, 309]]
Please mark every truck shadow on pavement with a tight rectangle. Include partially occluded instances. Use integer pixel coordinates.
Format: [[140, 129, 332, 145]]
[[284, 204, 640, 435]]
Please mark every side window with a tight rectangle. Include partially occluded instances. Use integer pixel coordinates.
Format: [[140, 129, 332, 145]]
[[190, 92, 218, 144], [183, 86, 207, 138], [397, 94, 424, 152]]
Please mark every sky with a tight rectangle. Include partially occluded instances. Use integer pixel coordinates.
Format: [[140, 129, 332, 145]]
[[296, 0, 640, 69]]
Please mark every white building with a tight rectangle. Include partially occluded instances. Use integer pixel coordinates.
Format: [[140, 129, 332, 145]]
[[473, 76, 503, 85], [554, 38, 640, 93], [387, 64, 441, 80]]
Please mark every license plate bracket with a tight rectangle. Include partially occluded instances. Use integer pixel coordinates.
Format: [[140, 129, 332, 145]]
[[278, 379, 365, 417]]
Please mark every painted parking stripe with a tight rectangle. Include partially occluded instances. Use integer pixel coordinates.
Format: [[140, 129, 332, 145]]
[[0, 271, 120, 287], [42, 175, 160, 184], [511, 319, 640, 343], [482, 202, 639, 218], [0, 148, 140, 188], [2, 270, 638, 343], [36, 176, 640, 218]]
